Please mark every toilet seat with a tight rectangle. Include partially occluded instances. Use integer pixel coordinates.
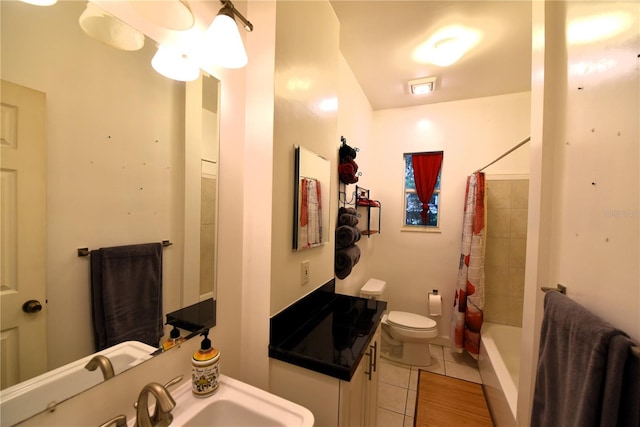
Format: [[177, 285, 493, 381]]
[[386, 311, 437, 331]]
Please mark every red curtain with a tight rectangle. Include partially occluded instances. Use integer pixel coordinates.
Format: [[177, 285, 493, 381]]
[[412, 152, 443, 224]]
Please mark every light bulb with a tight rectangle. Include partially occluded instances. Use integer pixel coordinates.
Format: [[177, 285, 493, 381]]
[[206, 10, 248, 69], [151, 45, 200, 82], [19, 0, 57, 6]]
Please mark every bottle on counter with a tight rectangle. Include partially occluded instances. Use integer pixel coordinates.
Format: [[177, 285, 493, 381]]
[[192, 330, 220, 397], [162, 325, 185, 351]]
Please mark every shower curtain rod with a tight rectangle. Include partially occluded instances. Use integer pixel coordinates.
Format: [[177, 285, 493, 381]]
[[475, 136, 531, 173]]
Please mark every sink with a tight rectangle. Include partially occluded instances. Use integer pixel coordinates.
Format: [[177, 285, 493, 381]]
[[1, 341, 155, 427], [163, 375, 314, 427]]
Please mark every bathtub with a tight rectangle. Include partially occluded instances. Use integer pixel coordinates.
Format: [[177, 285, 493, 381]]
[[478, 322, 521, 427]]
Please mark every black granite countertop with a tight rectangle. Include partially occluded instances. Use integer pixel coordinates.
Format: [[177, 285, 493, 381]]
[[269, 279, 387, 381]]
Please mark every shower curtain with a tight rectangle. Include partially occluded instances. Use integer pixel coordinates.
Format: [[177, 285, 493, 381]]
[[450, 172, 486, 356]]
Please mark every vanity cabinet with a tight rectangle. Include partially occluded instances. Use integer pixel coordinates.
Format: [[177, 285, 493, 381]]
[[270, 323, 381, 427], [355, 186, 381, 236], [338, 323, 380, 427]]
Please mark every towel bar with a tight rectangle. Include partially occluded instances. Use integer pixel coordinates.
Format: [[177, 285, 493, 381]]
[[540, 284, 639, 358], [540, 284, 567, 294], [78, 240, 172, 257]]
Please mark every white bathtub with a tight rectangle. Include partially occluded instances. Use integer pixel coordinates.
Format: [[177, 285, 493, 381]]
[[478, 322, 521, 427]]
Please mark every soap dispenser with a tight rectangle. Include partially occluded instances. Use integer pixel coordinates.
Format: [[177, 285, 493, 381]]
[[192, 330, 220, 397], [162, 325, 185, 351]]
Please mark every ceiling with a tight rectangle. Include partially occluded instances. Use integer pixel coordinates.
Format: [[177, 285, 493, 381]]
[[330, 1, 532, 111]]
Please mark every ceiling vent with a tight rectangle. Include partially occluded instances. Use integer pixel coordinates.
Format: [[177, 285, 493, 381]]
[[408, 76, 437, 95]]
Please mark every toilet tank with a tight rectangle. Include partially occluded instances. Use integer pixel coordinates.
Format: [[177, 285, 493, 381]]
[[360, 278, 386, 299]]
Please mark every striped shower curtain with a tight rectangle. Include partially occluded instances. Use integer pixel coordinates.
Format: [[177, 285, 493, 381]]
[[450, 172, 486, 356]]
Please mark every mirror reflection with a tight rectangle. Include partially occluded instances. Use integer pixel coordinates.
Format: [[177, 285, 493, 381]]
[[0, 1, 219, 422], [293, 145, 331, 250]]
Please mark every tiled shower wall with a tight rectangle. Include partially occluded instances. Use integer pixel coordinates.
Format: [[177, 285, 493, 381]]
[[484, 179, 529, 327]]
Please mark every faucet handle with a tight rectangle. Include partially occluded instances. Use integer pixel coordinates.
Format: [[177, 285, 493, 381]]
[[163, 375, 183, 390], [98, 414, 127, 427]]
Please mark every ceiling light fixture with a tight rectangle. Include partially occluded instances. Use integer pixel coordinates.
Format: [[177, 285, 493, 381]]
[[206, 0, 254, 69], [129, 0, 195, 31], [19, 0, 57, 6], [79, 2, 145, 51], [408, 77, 437, 95], [413, 26, 482, 67], [151, 45, 200, 82]]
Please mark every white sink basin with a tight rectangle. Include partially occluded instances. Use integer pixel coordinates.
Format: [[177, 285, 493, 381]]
[[166, 375, 314, 427], [1, 341, 155, 427]]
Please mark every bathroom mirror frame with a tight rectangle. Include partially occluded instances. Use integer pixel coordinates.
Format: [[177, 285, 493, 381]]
[[0, 1, 220, 423], [292, 145, 332, 250]]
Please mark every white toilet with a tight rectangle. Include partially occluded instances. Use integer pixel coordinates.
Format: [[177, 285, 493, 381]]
[[360, 278, 439, 366]]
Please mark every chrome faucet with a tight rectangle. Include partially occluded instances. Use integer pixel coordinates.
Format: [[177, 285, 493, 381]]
[[85, 355, 115, 381], [135, 382, 177, 427]]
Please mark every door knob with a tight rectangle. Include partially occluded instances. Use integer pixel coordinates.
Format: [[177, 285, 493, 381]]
[[22, 299, 43, 313]]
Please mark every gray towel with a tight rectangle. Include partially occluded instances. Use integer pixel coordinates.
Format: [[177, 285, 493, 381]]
[[531, 291, 635, 427], [91, 243, 163, 351], [601, 335, 640, 427], [338, 212, 359, 227], [338, 206, 357, 216], [335, 225, 361, 248], [335, 244, 360, 279]]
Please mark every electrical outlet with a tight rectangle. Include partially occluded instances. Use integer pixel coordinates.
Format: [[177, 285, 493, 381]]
[[301, 261, 310, 285]]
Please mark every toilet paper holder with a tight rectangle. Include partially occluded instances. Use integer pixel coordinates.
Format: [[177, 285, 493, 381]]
[[427, 290, 442, 316]]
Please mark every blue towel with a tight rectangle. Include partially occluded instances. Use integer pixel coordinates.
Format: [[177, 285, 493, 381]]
[[531, 291, 637, 427], [91, 243, 163, 351]]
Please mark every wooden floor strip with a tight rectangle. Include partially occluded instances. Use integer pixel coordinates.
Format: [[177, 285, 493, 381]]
[[415, 370, 493, 427]]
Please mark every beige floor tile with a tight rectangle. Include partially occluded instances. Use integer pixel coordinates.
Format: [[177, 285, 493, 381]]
[[444, 360, 482, 383], [376, 407, 405, 427], [378, 382, 408, 414], [443, 347, 479, 368], [405, 389, 417, 416], [378, 343, 484, 423], [429, 344, 444, 360], [379, 359, 411, 388], [408, 368, 419, 391], [421, 356, 445, 375]]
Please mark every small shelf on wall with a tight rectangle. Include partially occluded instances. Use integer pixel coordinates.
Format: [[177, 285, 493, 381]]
[[355, 186, 381, 237]]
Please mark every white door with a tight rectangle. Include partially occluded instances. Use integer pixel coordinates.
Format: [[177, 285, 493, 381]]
[[1, 80, 48, 389]]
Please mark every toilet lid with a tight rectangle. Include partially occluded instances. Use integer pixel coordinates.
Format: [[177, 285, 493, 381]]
[[387, 311, 436, 330]]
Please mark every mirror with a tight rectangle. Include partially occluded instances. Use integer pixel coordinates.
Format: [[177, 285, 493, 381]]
[[293, 145, 331, 250], [0, 1, 219, 423]]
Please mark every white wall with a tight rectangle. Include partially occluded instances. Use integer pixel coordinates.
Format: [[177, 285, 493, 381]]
[[520, 2, 639, 424], [366, 93, 531, 338], [269, 1, 340, 316], [239, 0, 276, 388], [335, 54, 375, 297]]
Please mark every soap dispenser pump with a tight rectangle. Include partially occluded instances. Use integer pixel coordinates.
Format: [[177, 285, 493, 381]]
[[192, 329, 220, 397], [162, 325, 185, 351]]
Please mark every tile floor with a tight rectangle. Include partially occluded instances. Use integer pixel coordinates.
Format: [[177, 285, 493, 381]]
[[376, 343, 482, 427]]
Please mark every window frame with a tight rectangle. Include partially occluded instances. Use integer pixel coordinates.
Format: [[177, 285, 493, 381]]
[[401, 152, 442, 233]]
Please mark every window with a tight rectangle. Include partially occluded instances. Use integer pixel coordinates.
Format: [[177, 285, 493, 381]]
[[404, 152, 443, 229]]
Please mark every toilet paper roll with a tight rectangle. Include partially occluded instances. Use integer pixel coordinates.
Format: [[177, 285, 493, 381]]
[[428, 293, 442, 316]]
